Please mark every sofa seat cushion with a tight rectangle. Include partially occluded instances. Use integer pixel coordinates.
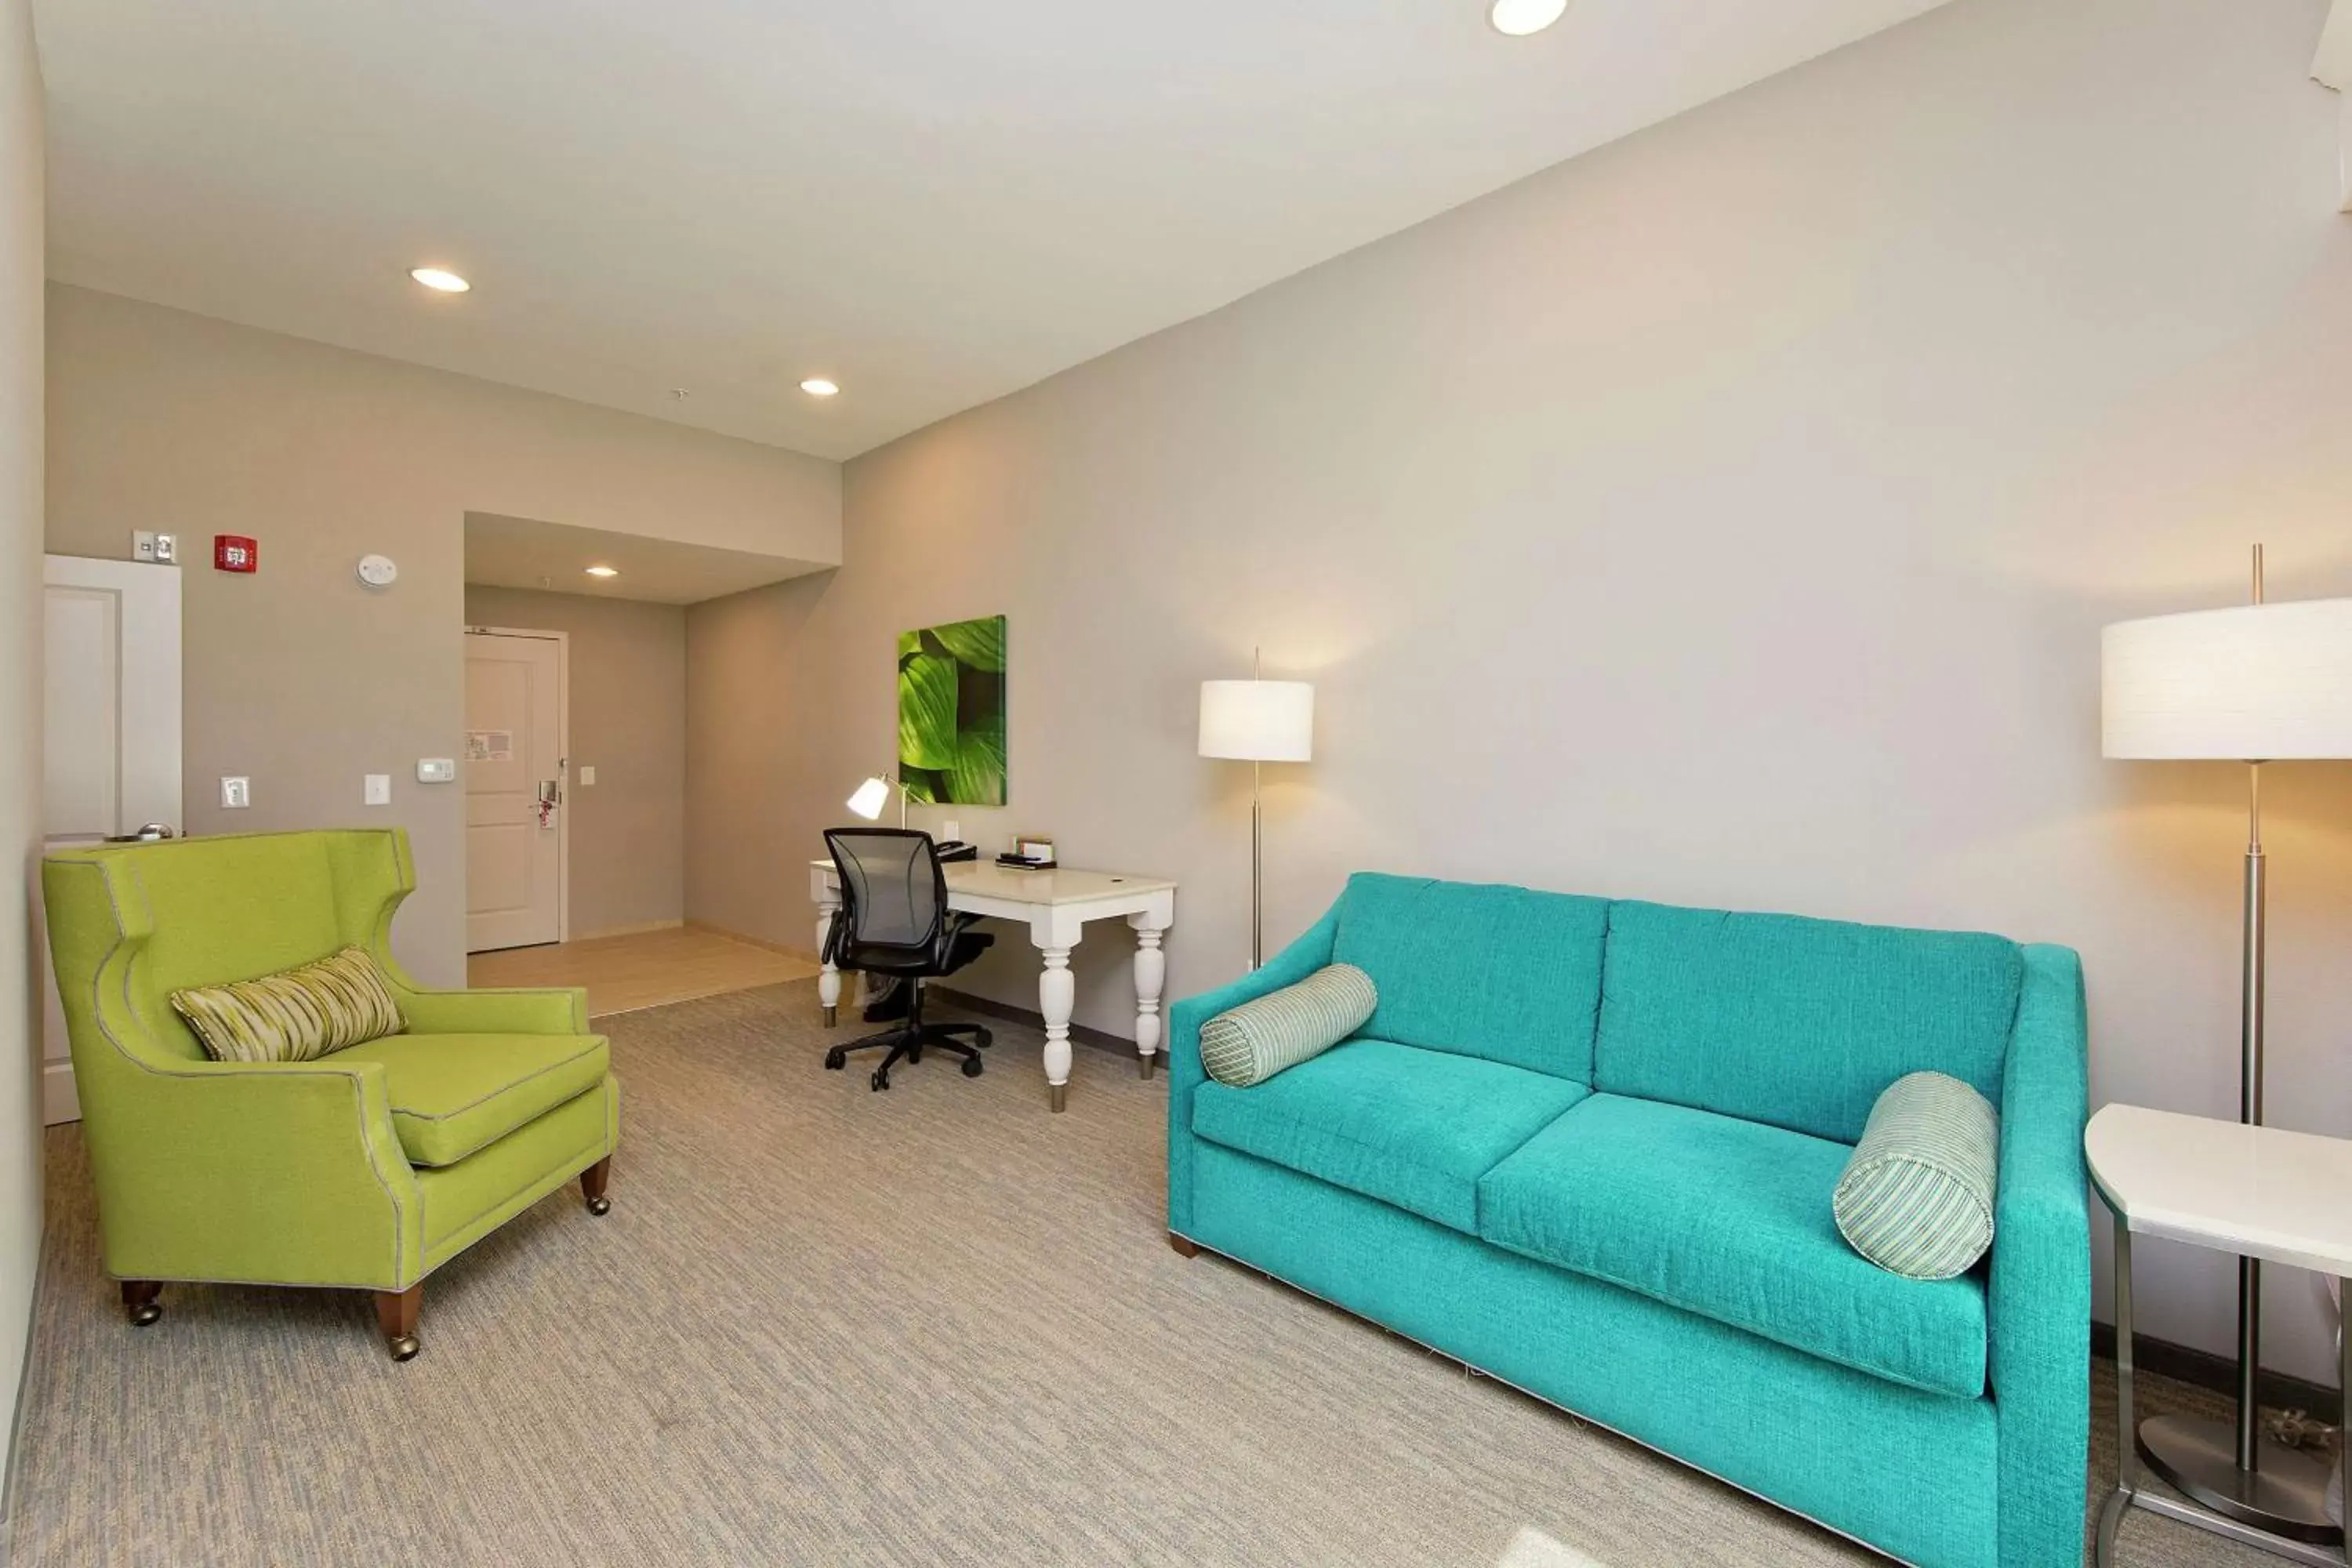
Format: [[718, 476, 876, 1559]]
[[1477, 1094, 1987, 1399], [335, 1032, 609, 1167], [1192, 1039, 1588, 1233]]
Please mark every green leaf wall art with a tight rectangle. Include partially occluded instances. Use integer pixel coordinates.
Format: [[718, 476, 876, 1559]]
[[897, 615, 1007, 806]]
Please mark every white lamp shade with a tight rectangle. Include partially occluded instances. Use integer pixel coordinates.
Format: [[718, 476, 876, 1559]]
[[2102, 598, 2352, 760], [845, 776, 892, 819], [1198, 680, 1314, 762]]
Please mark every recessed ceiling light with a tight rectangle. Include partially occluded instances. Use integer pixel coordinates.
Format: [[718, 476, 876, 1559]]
[[410, 267, 470, 293], [1489, 0, 1568, 37], [584, 565, 619, 578], [800, 378, 840, 397]]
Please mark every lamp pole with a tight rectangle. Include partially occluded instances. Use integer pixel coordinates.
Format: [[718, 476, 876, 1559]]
[[1250, 648, 1264, 970]]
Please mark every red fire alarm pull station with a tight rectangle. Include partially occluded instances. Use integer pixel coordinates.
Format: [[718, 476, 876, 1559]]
[[215, 535, 258, 572]]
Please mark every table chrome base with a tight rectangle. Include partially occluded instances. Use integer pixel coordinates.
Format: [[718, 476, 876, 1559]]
[[2139, 1414, 2340, 1545]]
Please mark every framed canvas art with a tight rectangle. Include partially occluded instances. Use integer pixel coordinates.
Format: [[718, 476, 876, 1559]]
[[898, 614, 1006, 805]]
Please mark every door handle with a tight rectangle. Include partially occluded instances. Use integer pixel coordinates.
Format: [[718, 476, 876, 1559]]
[[536, 780, 559, 828]]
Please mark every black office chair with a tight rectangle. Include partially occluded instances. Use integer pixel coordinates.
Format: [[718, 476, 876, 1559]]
[[821, 829, 995, 1091]]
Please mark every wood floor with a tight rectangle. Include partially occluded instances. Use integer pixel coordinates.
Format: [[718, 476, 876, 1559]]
[[466, 924, 817, 1018]]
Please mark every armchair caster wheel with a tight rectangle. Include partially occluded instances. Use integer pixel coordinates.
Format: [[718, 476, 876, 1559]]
[[961, 1055, 984, 1078], [586, 1195, 612, 1217], [387, 1334, 421, 1363], [824, 1047, 846, 1070], [122, 1281, 162, 1326], [870, 1069, 890, 1091]]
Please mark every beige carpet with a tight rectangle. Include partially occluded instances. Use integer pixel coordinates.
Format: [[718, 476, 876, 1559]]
[[5, 980, 2285, 1566]]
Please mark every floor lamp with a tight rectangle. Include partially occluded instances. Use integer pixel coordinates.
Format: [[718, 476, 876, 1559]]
[[2101, 546, 2352, 1540], [1199, 653, 1313, 969]]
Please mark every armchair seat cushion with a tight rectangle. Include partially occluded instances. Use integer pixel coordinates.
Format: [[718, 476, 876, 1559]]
[[1477, 1094, 1987, 1399], [1192, 1038, 1587, 1232], [335, 1031, 609, 1167]]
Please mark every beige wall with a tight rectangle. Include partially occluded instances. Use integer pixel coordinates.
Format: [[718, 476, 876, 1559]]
[[0, 0, 36, 1519], [464, 586, 686, 938], [684, 0, 2352, 1376], [46, 286, 840, 983]]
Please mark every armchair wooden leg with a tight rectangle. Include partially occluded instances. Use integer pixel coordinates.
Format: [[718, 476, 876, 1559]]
[[581, 1156, 612, 1216], [374, 1284, 422, 1362], [1168, 1232, 1200, 1259], [121, 1280, 162, 1327]]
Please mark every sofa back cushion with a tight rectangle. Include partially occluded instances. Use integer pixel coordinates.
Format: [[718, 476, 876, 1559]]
[[1330, 872, 1608, 1081], [1594, 900, 2022, 1145]]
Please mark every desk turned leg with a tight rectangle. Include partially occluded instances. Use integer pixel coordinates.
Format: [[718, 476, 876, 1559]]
[[816, 898, 841, 1026], [1131, 920, 1166, 1079], [1040, 946, 1074, 1112], [2096, 1217, 2136, 1568]]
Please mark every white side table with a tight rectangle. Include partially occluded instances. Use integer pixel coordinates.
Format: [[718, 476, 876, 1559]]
[[2089, 1104, 2352, 1566]]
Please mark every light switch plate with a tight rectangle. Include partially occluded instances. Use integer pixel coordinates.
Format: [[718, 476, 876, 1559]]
[[220, 775, 250, 809], [943, 819, 960, 843], [364, 774, 391, 806], [416, 758, 456, 783], [133, 531, 178, 564], [579, 765, 596, 786]]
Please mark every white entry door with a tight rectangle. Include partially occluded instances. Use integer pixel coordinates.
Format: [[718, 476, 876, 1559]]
[[464, 628, 565, 952], [38, 554, 183, 1124]]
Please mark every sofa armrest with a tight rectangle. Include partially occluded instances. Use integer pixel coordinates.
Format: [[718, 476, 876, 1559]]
[[1167, 905, 1341, 1237], [1989, 942, 2090, 1568], [82, 1056, 423, 1291], [394, 985, 590, 1036]]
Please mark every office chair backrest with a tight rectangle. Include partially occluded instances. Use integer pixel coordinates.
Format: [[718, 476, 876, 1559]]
[[825, 829, 946, 954]]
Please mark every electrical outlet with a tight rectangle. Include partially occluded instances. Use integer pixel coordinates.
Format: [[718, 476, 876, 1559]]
[[132, 531, 178, 564], [220, 776, 251, 809], [364, 774, 391, 806]]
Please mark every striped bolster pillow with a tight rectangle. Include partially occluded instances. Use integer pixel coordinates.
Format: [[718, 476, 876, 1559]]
[[1199, 964, 1377, 1087], [1833, 1071, 1999, 1281], [169, 946, 407, 1064]]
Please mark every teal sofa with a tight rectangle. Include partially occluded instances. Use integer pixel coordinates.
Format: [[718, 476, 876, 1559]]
[[1167, 874, 2088, 1568]]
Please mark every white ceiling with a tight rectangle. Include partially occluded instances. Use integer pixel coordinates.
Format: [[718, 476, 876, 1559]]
[[37, 0, 1949, 462], [463, 513, 828, 606]]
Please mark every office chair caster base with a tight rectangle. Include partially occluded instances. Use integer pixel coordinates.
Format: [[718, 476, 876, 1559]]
[[961, 1055, 984, 1078], [122, 1281, 162, 1326], [823, 1047, 847, 1070], [386, 1334, 421, 1363], [870, 1069, 891, 1091]]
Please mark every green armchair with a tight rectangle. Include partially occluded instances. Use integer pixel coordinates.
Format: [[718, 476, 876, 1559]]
[[42, 827, 620, 1360]]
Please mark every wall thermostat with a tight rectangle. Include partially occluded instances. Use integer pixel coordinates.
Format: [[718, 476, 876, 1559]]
[[357, 554, 398, 588], [416, 758, 456, 783]]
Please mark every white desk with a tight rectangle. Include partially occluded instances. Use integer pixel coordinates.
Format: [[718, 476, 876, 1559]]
[[810, 859, 1177, 1112], [2088, 1104, 2352, 1566]]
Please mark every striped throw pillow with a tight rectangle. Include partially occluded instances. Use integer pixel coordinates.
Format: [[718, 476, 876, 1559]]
[[1199, 964, 1377, 1087], [1833, 1071, 1999, 1281], [169, 946, 407, 1064]]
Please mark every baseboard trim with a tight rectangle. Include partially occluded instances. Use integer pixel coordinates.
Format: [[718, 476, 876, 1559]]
[[2092, 1320, 2340, 1424], [930, 987, 1138, 1060], [573, 919, 684, 942], [38, 1061, 75, 1127], [684, 920, 818, 965]]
